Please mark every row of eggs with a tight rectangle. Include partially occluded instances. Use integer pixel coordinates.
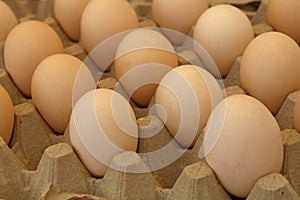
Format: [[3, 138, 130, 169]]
[[0, 0, 299, 198]]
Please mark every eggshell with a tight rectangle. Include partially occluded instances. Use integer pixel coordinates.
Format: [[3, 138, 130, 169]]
[[114, 28, 178, 107], [294, 93, 300, 133], [267, 0, 300, 44], [70, 88, 138, 177], [4, 20, 64, 97], [155, 65, 223, 148], [240, 32, 300, 115], [0, 1, 18, 41], [152, 0, 208, 44], [0, 85, 14, 144], [193, 4, 254, 78], [54, 0, 90, 41], [203, 94, 283, 198], [81, 0, 139, 53], [31, 54, 96, 134]]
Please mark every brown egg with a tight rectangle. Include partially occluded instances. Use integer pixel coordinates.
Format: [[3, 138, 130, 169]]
[[240, 32, 300, 115], [54, 0, 90, 41], [81, 0, 139, 53], [155, 65, 223, 148], [267, 0, 300, 44], [0, 85, 14, 144], [152, 0, 208, 44], [203, 94, 283, 198], [114, 28, 178, 107], [31, 54, 96, 134], [0, 1, 18, 41], [294, 93, 300, 133], [193, 4, 254, 78], [70, 88, 138, 177], [4, 20, 64, 97]]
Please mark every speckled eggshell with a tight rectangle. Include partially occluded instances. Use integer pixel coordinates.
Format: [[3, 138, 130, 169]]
[[31, 54, 96, 134], [4, 20, 64, 97], [155, 65, 223, 148], [193, 4, 254, 78], [114, 28, 178, 107], [81, 0, 139, 53], [294, 93, 300, 133], [54, 0, 90, 41], [69, 88, 138, 177], [267, 0, 300, 44], [240, 32, 300, 115], [0, 1, 18, 41], [0, 85, 14, 144], [203, 94, 283, 198]]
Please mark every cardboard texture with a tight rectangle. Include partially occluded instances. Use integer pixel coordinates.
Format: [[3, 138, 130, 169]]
[[167, 162, 231, 199], [0, 69, 27, 105], [276, 91, 299, 130], [282, 129, 300, 196], [1, 0, 300, 199], [247, 173, 300, 200]]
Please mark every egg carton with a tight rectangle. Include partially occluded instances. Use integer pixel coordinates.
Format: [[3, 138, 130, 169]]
[[1, 0, 300, 199], [1, 86, 300, 200]]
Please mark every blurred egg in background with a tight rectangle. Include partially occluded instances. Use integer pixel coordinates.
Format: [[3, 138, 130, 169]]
[[267, 0, 300, 45], [0, 1, 18, 42], [114, 28, 178, 107], [193, 4, 254, 78], [54, 0, 90, 41], [152, 0, 208, 45], [81, 0, 139, 54]]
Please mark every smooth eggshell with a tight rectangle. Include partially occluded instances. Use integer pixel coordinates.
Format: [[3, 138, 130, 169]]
[[294, 93, 300, 133], [70, 88, 138, 177], [203, 94, 283, 198], [31, 54, 96, 134], [193, 4, 254, 78], [240, 32, 300, 115], [152, 0, 208, 44], [0, 85, 14, 144], [0, 1, 18, 41], [81, 0, 139, 53], [115, 28, 178, 107], [155, 65, 223, 148], [54, 0, 90, 41], [4, 20, 64, 97], [267, 0, 300, 44]]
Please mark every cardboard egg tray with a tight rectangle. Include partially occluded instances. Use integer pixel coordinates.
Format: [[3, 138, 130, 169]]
[[1, 0, 300, 199]]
